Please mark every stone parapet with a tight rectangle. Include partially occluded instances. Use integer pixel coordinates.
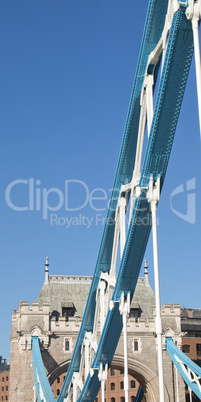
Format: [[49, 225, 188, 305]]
[[50, 317, 81, 334], [49, 275, 92, 284], [9, 278, 185, 401]]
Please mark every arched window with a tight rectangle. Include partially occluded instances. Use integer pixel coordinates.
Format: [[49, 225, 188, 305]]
[[131, 380, 136, 389], [111, 382, 115, 390], [131, 397, 136, 402], [120, 397, 125, 402], [2, 377, 4, 382], [111, 368, 115, 376], [6, 377, 8, 382], [120, 381, 124, 389], [65, 339, 70, 351], [57, 377, 60, 383], [111, 398, 115, 402], [133, 339, 139, 352], [56, 389, 60, 396], [182, 344, 190, 354]]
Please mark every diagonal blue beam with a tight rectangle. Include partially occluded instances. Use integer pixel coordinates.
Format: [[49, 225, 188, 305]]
[[135, 385, 144, 402], [166, 337, 201, 399], [32, 336, 56, 402], [77, 5, 195, 401], [58, 1, 168, 400]]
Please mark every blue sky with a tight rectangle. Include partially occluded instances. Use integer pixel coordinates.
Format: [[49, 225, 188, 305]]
[[0, 0, 201, 358]]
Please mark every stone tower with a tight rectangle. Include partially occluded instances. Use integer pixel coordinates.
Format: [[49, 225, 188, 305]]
[[9, 260, 185, 401]]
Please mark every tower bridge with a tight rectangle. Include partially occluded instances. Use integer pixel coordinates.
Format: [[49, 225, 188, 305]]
[[10, 262, 184, 401], [9, 0, 201, 400]]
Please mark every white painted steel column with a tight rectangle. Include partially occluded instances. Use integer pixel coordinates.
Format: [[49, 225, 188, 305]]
[[72, 372, 82, 402], [120, 293, 130, 402], [120, 196, 127, 258], [146, 75, 154, 138], [101, 380, 105, 402], [33, 385, 37, 402], [100, 280, 106, 332], [73, 380, 77, 402], [123, 312, 129, 402], [151, 199, 165, 402], [147, 177, 165, 402], [110, 213, 120, 277], [192, 13, 201, 138], [84, 339, 89, 380], [189, 387, 192, 402], [175, 366, 179, 402], [98, 364, 108, 402]]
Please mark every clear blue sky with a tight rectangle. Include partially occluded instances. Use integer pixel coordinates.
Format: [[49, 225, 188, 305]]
[[0, 0, 201, 358]]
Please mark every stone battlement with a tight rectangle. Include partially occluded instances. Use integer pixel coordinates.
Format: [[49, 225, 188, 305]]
[[48, 275, 92, 284], [151, 303, 181, 317], [161, 303, 181, 314], [12, 301, 50, 317]]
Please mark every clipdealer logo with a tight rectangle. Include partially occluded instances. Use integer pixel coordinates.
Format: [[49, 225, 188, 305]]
[[5, 178, 114, 220], [170, 178, 196, 224], [5, 177, 196, 228], [4, 178, 153, 229]]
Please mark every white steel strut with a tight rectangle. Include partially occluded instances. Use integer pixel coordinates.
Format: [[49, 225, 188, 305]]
[[52, 1, 201, 400], [67, 2, 181, 399], [119, 293, 131, 402], [147, 177, 165, 402], [161, 0, 179, 69], [175, 354, 201, 394], [68, 269, 116, 400], [167, 337, 201, 399], [98, 363, 108, 402]]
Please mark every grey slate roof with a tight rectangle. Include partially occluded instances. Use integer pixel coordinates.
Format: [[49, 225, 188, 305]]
[[181, 308, 201, 332], [37, 274, 155, 320], [37, 276, 92, 319], [0, 365, 10, 373], [181, 308, 201, 319], [131, 277, 155, 319]]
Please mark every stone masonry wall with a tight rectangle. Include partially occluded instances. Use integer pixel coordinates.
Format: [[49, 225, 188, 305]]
[[9, 301, 185, 401]]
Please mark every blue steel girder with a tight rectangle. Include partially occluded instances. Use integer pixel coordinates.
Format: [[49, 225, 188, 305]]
[[135, 385, 145, 402], [166, 338, 201, 398], [28, 1, 199, 401], [77, 5, 194, 401], [140, 6, 194, 190], [57, 0, 169, 400], [32, 336, 56, 402]]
